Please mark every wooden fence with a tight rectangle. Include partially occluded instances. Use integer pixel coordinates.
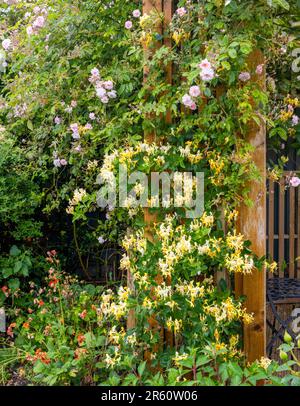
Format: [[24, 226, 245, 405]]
[[268, 173, 300, 279]]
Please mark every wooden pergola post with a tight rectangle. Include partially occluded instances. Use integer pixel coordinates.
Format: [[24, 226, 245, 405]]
[[236, 50, 266, 362], [133, 1, 267, 363]]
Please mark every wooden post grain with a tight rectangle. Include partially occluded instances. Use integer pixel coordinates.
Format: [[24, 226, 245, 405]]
[[236, 50, 266, 362]]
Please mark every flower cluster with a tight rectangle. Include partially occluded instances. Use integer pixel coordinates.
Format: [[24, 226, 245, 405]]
[[89, 68, 117, 104], [182, 86, 201, 110], [26, 7, 48, 36], [198, 58, 215, 82]]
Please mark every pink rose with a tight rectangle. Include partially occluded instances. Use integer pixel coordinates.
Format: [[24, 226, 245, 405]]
[[101, 96, 109, 104], [239, 72, 251, 82], [2, 39, 11, 50], [189, 102, 197, 111], [290, 176, 300, 187], [125, 21, 133, 30], [176, 7, 187, 17], [107, 90, 117, 99], [256, 64, 264, 75], [189, 85, 201, 98], [33, 16, 45, 29], [60, 159, 68, 166], [96, 87, 106, 98], [182, 94, 193, 107], [198, 59, 212, 70], [103, 80, 113, 90], [200, 68, 215, 81], [133, 10, 141, 18]]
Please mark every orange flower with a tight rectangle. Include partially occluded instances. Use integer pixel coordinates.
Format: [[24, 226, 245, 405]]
[[6, 323, 16, 338], [77, 333, 85, 346], [74, 348, 88, 360], [23, 322, 30, 329], [33, 349, 51, 365]]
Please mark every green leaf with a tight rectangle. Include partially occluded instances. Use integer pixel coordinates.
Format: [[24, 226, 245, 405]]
[[9, 245, 21, 257], [273, 0, 290, 10], [27, 120, 34, 131], [228, 48, 237, 59], [8, 278, 20, 291], [138, 361, 147, 377]]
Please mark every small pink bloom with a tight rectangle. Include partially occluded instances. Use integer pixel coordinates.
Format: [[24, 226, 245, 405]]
[[74, 144, 82, 153], [189, 85, 201, 98], [107, 90, 117, 99], [26, 26, 34, 35], [256, 64, 264, 75], [2, 39, 11, 50], [290, 176, 300, 187], [85, 123, 93, 130], [33, 16, 45, 29], [96, 87, 106, 98], [91, 68, 100, 77], [53, 158, 61, 168], [182, 94, 193, 107], [200, 68, 215, 81], [239, 72, 251, 82], [133, 9, 141, 18], [60, 159, 67, 166], [176, 7, 187, 17], [125, 20, 133, 30], [89, 112, 96, 120], [70, 123, 79, 133], [101, 96, 109, 104], [292, 115, 299, 126], [198, 59, 212, 70], [54, 116, 61, 125], [103, 80, 113, 90], [71, 100, 77, 108], [190, 102, 197, 111]]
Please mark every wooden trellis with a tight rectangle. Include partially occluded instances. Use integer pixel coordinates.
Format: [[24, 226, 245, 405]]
[[139, 0, 266, 362]]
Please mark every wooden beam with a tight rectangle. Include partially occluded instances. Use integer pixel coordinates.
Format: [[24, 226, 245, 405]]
[[236, 50, 266, 362]]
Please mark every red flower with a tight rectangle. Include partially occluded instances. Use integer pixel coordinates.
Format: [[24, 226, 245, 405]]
[[38, 300, 45, 307], [79, 310, 87, 320], [1, 286, 9, 297], [48, 278, 58, 288]]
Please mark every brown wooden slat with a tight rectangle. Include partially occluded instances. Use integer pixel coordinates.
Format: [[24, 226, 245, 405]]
[[289, 186, 295, 278], [296, 189, 300, 279], [268, 180, 274, 278], [278, 178, 285, 278], [237, 50, 266, 362]]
